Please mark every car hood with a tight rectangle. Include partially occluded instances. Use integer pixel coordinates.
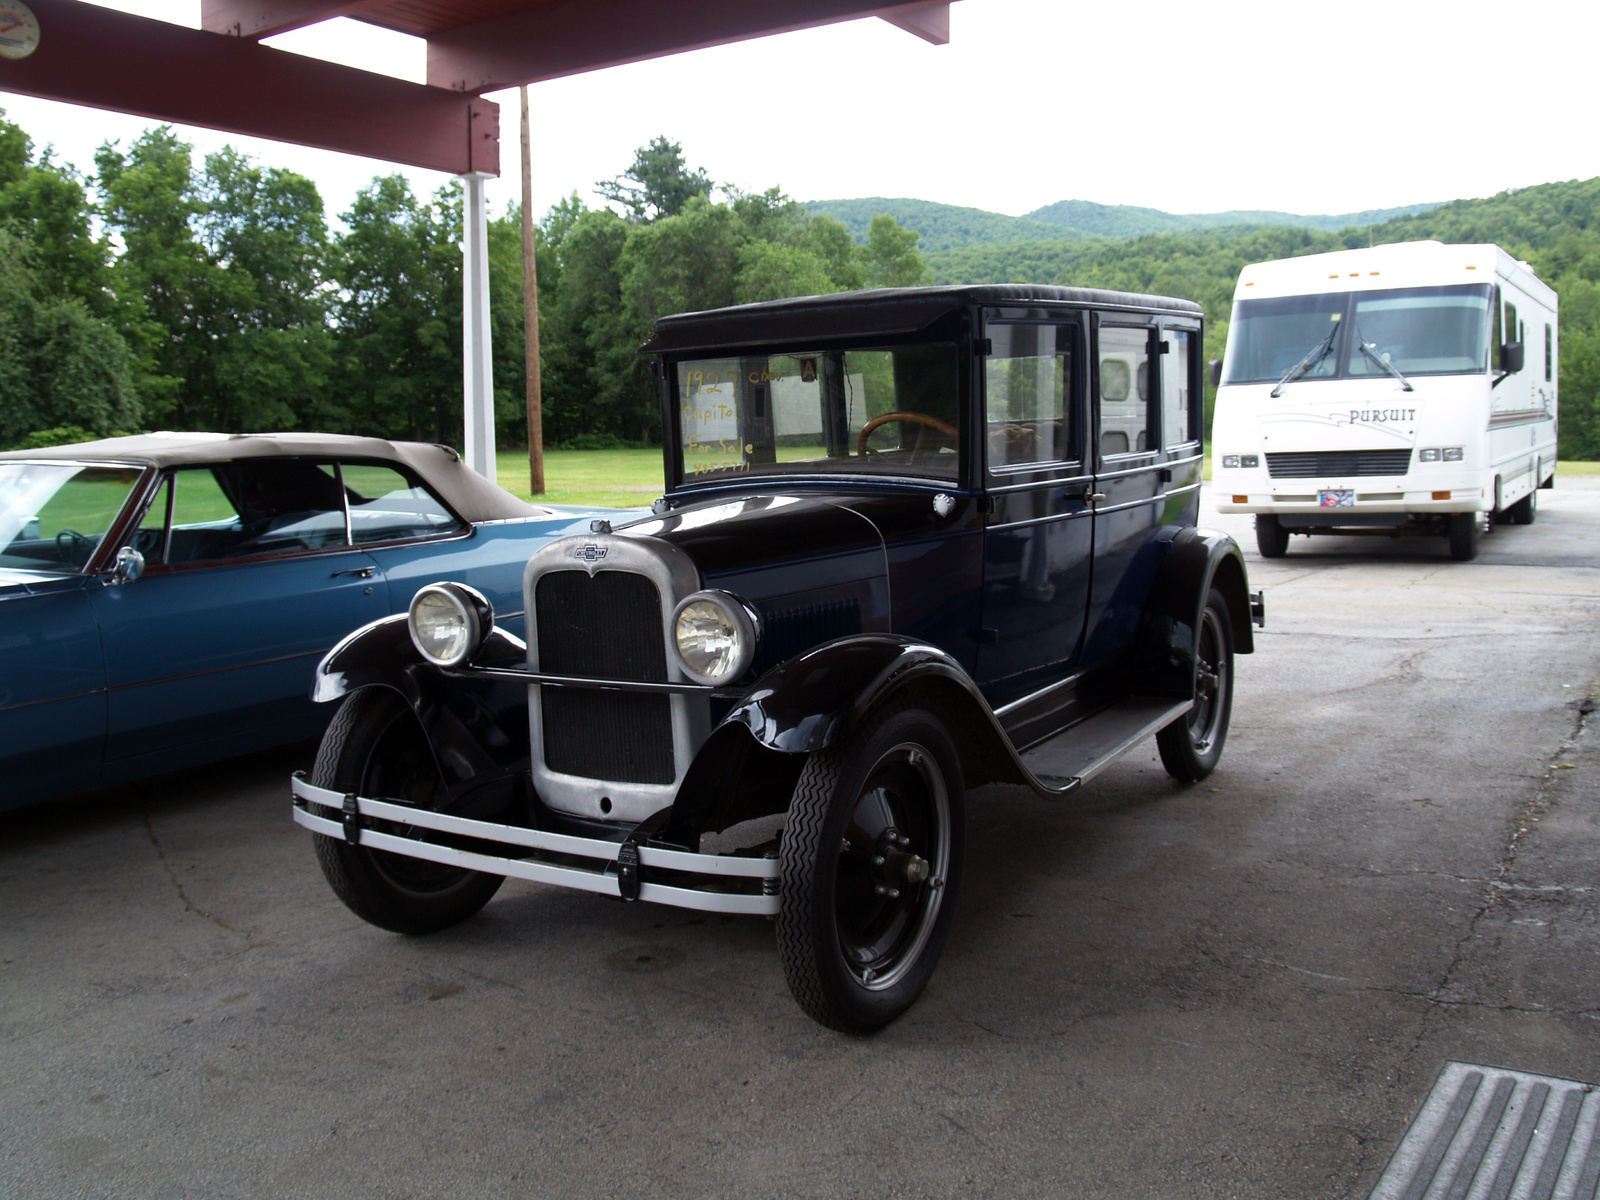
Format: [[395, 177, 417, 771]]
[[617, 493, 884, 576]]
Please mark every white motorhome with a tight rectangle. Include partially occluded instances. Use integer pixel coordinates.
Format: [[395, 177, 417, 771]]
[[1211, 241, 1557, 560]]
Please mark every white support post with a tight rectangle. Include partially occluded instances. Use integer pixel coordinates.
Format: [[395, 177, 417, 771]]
[[461, 171, 496, 482]]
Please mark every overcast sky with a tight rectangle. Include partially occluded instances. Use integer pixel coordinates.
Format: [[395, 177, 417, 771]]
[[3, 0, 1598, 227]]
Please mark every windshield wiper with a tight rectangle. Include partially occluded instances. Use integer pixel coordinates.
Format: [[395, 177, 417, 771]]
[[1270, 323, 1340, 397], [1354, 323, 1413, 392]]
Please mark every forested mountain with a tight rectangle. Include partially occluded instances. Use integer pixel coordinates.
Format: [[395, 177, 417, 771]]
[[808, 195, 1440, 250], [805, 198, 1074, 252], [1024, 198, 1440, 238]]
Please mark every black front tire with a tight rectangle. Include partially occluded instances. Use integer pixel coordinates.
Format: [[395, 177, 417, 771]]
[[1157, 586, 1235, 783], [777, 703, 966, 1033], [1448, 513, 1480, 561], [311, 688, 504, 934], [1255, 514, 1289, 558]]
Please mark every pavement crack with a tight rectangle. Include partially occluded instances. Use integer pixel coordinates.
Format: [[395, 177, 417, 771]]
[[140, 810, 249, 942]]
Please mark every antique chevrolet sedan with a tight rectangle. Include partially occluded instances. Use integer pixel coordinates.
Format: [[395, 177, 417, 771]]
[[0, 432, 606, 809], [292, 286, 1264, 1031]]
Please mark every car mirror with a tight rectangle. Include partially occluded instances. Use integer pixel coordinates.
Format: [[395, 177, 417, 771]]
[[1209, 358, 1224, 388], [1499, 342, 1524, 374], [113, 545, 145, 585]]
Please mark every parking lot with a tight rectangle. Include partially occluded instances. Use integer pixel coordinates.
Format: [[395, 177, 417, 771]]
[[3, 484, 1597, 1200]]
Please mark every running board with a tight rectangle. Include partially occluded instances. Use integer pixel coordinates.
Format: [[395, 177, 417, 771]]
[[1018, 696, 1190, 793]]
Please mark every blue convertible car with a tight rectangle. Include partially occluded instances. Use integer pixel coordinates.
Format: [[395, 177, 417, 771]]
[[0, 432, 608, 809]]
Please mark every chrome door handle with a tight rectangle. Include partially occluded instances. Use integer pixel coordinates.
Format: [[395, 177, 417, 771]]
[[1088, 493, 1107, 504], [332, 566, 375, 579]]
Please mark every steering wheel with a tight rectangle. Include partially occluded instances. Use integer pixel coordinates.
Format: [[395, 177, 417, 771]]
[[857, 411, 958, 457], [55, 529, 88, 561]]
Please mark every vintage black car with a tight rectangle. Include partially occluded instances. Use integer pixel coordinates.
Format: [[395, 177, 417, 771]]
[[292, 285, 1264, 1031]]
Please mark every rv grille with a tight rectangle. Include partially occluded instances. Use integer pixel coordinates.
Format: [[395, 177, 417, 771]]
[[534, 569, 674, 784], [1266, 450, 1412, 478]]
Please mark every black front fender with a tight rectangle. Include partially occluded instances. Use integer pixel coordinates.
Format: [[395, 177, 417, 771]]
[[312, 615, 531, 786]]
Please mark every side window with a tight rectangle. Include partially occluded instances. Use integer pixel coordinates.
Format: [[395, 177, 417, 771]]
[[1504, 300, 1519, 349], [132, 476, 171, 563], [1545, 323, 1553, 382], [167, 461, 347, 563], [1098, 326, 1153, 457], [341, 462, 461, 544], [1162, 329, 1196, 448], [985, 323, 1077, 468]]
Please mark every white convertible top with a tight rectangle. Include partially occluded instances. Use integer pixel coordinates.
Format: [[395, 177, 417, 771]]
[[0, 432, 555, 523]]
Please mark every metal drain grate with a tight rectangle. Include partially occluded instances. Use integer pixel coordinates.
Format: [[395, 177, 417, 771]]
[[1368, 1062, 1600, 1200]]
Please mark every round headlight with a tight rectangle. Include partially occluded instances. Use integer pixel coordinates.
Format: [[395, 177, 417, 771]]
[[408, 582, 491, 667], [671, 590, 759, 684]]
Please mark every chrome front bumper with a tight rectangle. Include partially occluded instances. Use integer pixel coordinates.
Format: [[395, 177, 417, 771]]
[[291, 773, 779, 916]]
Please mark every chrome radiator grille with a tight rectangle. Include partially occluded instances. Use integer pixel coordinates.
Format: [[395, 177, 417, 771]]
[[1266, 449, 1412, 478], [534, 570, 674, 785]]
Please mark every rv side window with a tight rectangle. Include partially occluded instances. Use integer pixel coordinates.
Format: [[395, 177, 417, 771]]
[[1504, 301, 1519, 348], [1162, 329, 1197, 448], [1546, 324, 1554, 382], [1098, 326, 1153, 457]]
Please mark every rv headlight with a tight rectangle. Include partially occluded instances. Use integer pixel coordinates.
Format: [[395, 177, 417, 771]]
[[1442, 447, 1465, 462], [1418, 448, 1440, 462], [1240, 454, 1259, 469], [1221, 455, 1241, 469], [408, 582, 492, 667], [671, 590, 760, 684]]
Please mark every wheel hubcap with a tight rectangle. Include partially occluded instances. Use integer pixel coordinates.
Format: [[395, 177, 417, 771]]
[[833, 742, 950, 991], [1188, 608, 1227, 754]]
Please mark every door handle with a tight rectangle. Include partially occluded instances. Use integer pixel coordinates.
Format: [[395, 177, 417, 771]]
[[1087, 493, 1107, 504], [332, 566, 375, 579]]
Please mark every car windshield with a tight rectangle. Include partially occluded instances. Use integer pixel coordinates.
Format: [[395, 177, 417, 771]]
[[1224, 284, 1492, 384], [674, 341, 960, 486], [0, 462, 142, 574]]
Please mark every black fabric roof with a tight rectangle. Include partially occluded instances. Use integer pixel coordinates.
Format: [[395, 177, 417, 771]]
[[0, 432, 550, 524], [639, 284, 1204, 356]]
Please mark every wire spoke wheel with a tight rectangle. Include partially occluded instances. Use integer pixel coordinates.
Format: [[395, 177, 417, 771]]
[[778, 704, 965, 1032]]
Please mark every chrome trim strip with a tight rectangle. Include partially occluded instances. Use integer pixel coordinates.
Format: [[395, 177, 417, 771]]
[[457, 663, 739, 698], [993, 669, 1086, 719], [987, 508, 1095, 532], [105, 647, 325, 693], [0, 685, 106, 715]]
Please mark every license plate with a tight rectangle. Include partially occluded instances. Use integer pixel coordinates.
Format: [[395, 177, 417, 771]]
[[1319, 489, 1354, 507]]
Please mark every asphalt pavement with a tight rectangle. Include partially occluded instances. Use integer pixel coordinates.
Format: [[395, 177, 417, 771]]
[[2, 483, 1597, 1199]]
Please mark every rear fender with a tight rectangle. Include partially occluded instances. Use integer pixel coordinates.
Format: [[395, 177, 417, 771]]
[[1130, 527, 1254, 699], [313, 614, 531, 786]]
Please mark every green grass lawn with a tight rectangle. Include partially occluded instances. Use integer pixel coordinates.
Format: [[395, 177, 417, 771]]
[[495, 448, 1600, 505], [496, 448, 667, 508]]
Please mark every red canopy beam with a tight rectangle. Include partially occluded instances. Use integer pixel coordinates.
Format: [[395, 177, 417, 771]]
[[425, 0, 949, 92], [0, 0, 498, 175], [199, 1, 392, 39]]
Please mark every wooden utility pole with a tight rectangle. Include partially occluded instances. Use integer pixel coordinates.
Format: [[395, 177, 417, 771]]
[[520, 84, 545, 494]]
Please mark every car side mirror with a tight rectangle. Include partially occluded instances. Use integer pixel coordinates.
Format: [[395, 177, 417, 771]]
[[1499, 342, 1524, 374], [1209, 358, 1224, 387], [112, 545, 145, 585]]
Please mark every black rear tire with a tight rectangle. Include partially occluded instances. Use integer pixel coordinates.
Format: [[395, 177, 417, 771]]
[[1448, 513, 1480, 561], [777, 703, 965, 1032], [1506, 488, 1537, 525], [1157, 586, 1235, 783], [311, 688, 504, 934], [1255, 514, 1289, 558]]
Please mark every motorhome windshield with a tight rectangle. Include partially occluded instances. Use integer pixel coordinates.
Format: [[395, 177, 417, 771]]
[[674, 341, 960, 485], [1224, 284, 1492, 385]]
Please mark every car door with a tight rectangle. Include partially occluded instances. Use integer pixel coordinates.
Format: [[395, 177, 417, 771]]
[[1082, 318, 1165, 666], [90, 459, 388, 775], [974, 315, 1095, 707]]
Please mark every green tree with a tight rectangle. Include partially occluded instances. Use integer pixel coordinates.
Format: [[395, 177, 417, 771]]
[[329, 176, 462, 442], [597, 135, 712, 223], [860, 212, 927, 288]]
